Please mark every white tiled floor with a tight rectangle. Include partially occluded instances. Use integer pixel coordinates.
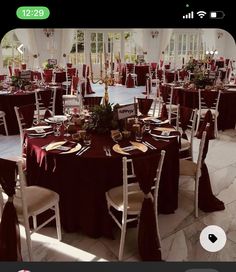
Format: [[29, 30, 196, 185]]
[[0, 84, 236, 261]]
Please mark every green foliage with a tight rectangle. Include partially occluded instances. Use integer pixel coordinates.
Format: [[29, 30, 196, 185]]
[[193, 72, 212, 88], [86, 103, 119, 134], [11, 76, 30, 88], [45, 63, 54, 69]]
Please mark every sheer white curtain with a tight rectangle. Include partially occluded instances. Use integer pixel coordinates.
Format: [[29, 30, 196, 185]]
[[158, 29, 173, 63], [202, 29, 216, 53], [0, 46, 3, 73], [14, 29, 39, 69], [60, 29, 75, 66]]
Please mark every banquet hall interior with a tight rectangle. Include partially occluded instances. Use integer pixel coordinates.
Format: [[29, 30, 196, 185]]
[[0, 28, 236, 262]]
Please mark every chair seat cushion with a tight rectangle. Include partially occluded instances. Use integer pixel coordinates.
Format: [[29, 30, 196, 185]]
[[166, 104, 178, 110], [179, 159, 197, 176], [14, 186, 59, 216], [106, 183, 143, 213], [198, 109, 218, 117], [62, 95, 77, 100], [180, 138, 191, 150]]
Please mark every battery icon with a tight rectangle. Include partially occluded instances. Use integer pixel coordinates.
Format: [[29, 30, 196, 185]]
[[210, 11, 225, 19]]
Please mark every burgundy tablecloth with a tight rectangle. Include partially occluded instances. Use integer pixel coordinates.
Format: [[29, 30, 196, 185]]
[[174, 88, 236, 131], [0, 88, 64, 135], [26, 132, 179, 238]]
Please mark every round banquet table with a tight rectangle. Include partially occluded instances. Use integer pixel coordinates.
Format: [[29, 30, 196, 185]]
[[0, 88, 64, 135], [26, 130, 179, 238], [173, 87, 236, 131]]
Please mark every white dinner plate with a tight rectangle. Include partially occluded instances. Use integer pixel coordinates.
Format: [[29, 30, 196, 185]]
[[150, 133, 178, 139], [45, 115, 67, 123], [26, 126, 52, 131], [45, 141, 81, 154]]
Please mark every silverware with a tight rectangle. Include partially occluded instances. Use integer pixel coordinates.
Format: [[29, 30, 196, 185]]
[[76, 146, 87, 156], [106, 146, 112, 156], [103, 146, 109, 156], [152, 137, 169, 142], [76, 146, 90, 156], [144, 141, 157, 150]]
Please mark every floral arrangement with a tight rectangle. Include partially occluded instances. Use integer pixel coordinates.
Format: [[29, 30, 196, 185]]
[[184, 58, 198, 72], [85, 103, 119, 134], [11, 76, 30, 89], [192, 71, 212, 88]]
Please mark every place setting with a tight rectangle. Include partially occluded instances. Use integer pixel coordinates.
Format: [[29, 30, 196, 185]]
[[25, 125, 54, 138], [111, 129, 149, 155]]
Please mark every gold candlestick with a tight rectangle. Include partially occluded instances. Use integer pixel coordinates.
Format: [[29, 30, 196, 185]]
[[89, 49, 115, 106]]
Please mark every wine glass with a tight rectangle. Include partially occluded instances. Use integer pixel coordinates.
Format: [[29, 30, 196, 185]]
[[64, 114, 72, 137], [18, 80, 23, 91]]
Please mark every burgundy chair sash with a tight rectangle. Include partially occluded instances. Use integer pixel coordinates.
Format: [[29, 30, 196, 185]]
[[66, 63, 72, 68], [196, 110, 215, 139], [126, 74, 135, 88], [160, 104, 168, 120], [179, 106, 193, 140], [55, 72, 66, 83], [201, 90, 219, 109], [137, 97, 153, 116], [83, 96, 102, 107], [82, 64, 87, 78], [198, 125, 225, 212], [18, 104, 35, 128], [133, 153, 162, 261], [0, 159, 22, 261], [159, 85, 170, 103]]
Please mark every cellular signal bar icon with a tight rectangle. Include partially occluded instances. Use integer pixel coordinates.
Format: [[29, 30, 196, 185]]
[[183, 11, 194, 19]]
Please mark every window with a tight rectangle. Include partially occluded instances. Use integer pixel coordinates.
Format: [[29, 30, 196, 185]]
[[108, 32, 121, 62], [90, 32, 103, 64], [164, 31, 203, 67], [124, 32, 137, 63], [69, 30, 85, 65], [1, 30, 23, 68]]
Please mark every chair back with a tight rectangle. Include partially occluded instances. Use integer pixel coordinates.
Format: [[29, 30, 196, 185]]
[[126, 63, 135, 75], [55, 71, 66, 83], [198, 89, 221, 112], [34, 88, 57, 121], [14, 104, 35, 146], [135, 97, 153, 116], [83, 96, 102, 110]]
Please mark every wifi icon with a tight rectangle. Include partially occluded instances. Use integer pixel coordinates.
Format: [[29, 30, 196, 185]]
[[197, 11, 207, 18]]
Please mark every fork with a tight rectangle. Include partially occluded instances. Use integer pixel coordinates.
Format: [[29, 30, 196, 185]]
[[106, 146, 112, 156], [103, 146, 109, 156]]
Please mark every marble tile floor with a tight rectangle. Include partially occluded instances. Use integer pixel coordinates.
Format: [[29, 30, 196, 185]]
[[0, 84, 236, 261]]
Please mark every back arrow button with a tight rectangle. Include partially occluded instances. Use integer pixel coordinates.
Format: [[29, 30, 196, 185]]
[[17, 44, 24, 54]]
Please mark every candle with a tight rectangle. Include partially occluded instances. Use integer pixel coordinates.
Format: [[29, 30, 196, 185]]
[[100, 52, 102, 77], [90, 52, 93, 76], [110, 38, 113, 73]]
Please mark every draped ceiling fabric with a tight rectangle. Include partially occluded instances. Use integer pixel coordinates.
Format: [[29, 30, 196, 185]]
[[158, 29, 173, 63], [60, 29, 75, 66], [14, 29, 39, 69]]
